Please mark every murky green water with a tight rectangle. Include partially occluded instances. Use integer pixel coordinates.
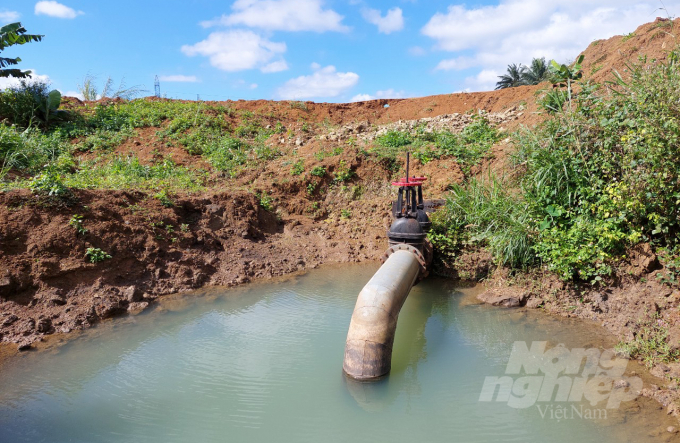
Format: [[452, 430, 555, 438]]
[[0, 265, 675, 442]]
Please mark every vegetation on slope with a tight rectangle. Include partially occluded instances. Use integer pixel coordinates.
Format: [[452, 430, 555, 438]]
[[432, 50, 680, 285]]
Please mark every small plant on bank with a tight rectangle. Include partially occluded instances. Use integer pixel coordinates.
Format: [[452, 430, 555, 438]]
[[290, 159, 304, 176], [333, 160, 354, 183], [310, 166, 326, 177], [615, 314, 679, 368], [258, 192, 273, 211], [29, 169, 69, 197], [153, 190, 174, 207], [306, 182, 316, 195], [340, 209, 351, 219], [85, 247, 111, 263], [69, 214, 87, 235]]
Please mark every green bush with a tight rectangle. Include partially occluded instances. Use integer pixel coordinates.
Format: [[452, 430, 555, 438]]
[[0, 81, 63, 127], [434, 49, 680, 282]]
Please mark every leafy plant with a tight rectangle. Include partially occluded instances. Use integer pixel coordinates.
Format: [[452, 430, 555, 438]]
[[85, 247, 111, 263], [333, 160, 354, 182], [153, 190, 174, 207], [0, 22, 43, 79], [290, 159, 304, 176], [258, 192, 273, 211], [310, 165, 326, 177], [69, 214, 87, 235], [29, 169, 69, 197]]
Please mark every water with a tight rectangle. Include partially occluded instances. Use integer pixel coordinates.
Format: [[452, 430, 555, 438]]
[[0, 264, 675, 443]]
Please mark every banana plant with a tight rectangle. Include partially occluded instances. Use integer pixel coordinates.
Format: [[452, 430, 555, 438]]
[[34, 89, 62, 125], [0, 22, 44, 78], [546, 55, 585, 112]]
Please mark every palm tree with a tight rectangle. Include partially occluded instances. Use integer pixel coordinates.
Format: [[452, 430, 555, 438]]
[[521, 57, 549, 85], [495, 64, 526, 90]]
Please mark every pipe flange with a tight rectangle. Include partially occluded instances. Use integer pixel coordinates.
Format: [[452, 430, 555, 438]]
[[381, 244, 427, 276]]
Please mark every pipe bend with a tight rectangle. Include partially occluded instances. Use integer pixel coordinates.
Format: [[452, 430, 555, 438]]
[[343, 250, 422, 380]]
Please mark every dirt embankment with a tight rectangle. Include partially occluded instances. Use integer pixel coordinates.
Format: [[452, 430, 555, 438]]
[[0, 189, 395, 348]]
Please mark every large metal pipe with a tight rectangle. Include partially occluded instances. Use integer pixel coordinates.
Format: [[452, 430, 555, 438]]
[[343, 247, 423, 380]]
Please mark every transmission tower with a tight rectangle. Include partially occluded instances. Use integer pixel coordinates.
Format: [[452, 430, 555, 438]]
[[154, 76, 161, 98]]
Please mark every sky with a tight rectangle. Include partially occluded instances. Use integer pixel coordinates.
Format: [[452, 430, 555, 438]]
[[0, 0, 676, 102]]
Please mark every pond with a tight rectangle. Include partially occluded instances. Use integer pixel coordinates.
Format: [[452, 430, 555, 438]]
[[0, 264, 676, 442]]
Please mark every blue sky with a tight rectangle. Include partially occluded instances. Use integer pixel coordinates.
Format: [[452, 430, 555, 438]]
[[0, 1, 674, 102]]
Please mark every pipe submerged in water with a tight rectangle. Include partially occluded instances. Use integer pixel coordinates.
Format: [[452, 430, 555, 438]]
[[343, 153, 439, 380], [343, 246, 424, 380]]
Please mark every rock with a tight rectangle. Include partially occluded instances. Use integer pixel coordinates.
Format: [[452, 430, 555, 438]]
[[36, 317, 52, 334], [668, 427, 677, 434], [17, 340, 32, 351], [628, 243, 659, 276], [614, 379, 630, 389], [122, 285, 142, 303], [2, 314, 18, 327], [477, 289, 526, 307], [526, 297, 543, 309], [127, 302, 149, 315]]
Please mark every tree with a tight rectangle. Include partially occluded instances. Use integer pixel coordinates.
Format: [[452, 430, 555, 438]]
[[521, 57, 549, 85], [495, 63, 526, 90], [0, 22, 43, 79]]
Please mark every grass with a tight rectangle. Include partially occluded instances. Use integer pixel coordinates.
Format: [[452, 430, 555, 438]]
[[615, 314, 679, 368], [369, 115, 501, 175]]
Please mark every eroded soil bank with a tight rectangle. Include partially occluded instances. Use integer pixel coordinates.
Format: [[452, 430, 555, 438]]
[[0, 189, 390, 348]]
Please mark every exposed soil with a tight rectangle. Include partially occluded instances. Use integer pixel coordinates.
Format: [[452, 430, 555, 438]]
[[4, 15, 680, 428]]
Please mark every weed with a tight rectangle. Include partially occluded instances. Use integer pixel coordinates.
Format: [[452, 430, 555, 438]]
[[69, 214, 88, 235], [621, 32, 636, 42], [333, 160, 354, 182], [306, 182, 316, 195], [258, 192, 273, 211], [29, 169, 70, 197], [310, 165, 326, 177], [85, 247, 111, 263], [153, 190, 174, 207], [615, 314, 679, 367], [289, 101, 308, 111], [290, 159, 304, 176], [341, 209, 351, 219]]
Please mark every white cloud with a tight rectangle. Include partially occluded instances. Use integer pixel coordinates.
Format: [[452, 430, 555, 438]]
[[361, 7, 404, 34], [277, 64, 359, 99], [464, 69, 502, 93], [422, 0, 677, 91], [0, 10, 20, 22], [34, 1, 83, 19], [0, 69, 51, 90], [408, 46, 426, 56], [261, 60, 289, 73], [159, 75, 199, 82], [350, 88, 406, 102], [201, 0, 348, 33], [181, 30, 287, 72], [62, 90, 84, 100]]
